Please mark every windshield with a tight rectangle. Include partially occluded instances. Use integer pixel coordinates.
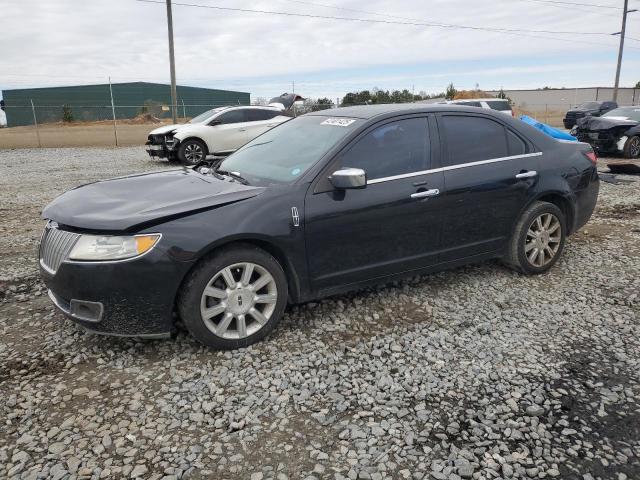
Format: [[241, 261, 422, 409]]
[[189, 107, 228, 124], [219, 115, 363, 186], [603, 107, 640, 121], [577, 102, 599, 110]]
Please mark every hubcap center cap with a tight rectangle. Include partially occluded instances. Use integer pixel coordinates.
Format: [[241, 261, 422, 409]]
[[228, 288, 253, 315]]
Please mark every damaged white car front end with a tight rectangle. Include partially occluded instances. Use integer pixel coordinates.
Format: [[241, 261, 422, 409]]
[[145, 94, 303, 165]]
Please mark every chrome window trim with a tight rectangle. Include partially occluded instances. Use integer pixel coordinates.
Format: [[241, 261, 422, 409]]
[[366, 152, 542, 185]]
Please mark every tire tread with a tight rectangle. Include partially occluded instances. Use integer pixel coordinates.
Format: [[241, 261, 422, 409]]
[[504, 201, 566, 275]]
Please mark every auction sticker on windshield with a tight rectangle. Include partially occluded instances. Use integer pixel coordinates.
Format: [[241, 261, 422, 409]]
[[321, 118, 356, 127]]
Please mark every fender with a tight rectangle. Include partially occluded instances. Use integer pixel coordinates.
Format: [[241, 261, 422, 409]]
[[511, 186, 576, 238], [624, 125, 640, 137], [196, 234, 305, 304]]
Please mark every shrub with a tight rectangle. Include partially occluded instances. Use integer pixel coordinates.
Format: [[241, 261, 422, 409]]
[[62, 105, 74, 123]]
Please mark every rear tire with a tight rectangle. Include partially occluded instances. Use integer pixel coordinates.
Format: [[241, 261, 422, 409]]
[[623, 135, 640, 159], [504, 201, 566, 275], [177, 245, 288, 349], [178, 138, 208, 165]]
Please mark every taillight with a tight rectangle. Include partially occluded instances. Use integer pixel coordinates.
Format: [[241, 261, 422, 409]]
[[583, 151, 597, 165]]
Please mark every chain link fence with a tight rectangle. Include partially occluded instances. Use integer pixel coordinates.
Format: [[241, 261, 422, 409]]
[[2, 97, 639, 148], [0, 100, 357, 148], [0, 102, 243, 148]]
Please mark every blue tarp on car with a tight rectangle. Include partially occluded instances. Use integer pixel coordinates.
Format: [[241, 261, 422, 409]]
[[520, 115, 577, 141]]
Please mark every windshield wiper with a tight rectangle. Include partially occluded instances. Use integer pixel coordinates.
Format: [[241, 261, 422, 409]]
[[216, 169, 250, 185]]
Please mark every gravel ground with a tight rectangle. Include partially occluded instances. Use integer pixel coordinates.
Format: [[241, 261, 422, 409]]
[[0, 147, 639, 480]]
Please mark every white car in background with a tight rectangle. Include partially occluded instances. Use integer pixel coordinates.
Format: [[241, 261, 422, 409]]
[[443, 98, 514, 116], [146, 94, 302, 165]]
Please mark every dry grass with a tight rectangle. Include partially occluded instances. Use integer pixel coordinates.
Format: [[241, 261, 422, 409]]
[[513, 107, 565, 127], [0, 121, 176, 149]]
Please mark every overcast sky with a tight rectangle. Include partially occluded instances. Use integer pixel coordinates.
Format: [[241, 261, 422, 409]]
[[2, 0, 639, 101]]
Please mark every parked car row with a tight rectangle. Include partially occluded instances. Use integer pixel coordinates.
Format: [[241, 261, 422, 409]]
[[41, 103, 599, 349]]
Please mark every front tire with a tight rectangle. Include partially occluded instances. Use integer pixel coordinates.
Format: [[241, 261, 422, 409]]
[[177, 245, 288, 349], [178, 138, 208, 165], [623, 135, 640, 159], [504, 201, 566, 274]]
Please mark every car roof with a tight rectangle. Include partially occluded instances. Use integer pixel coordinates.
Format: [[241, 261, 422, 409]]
[[227, 105, 281, 110], [450, 98, 509, 103], [305, 103, 508, 120]]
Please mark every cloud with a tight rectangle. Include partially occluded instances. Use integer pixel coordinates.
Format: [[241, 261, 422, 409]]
[[1, 0, 638, 100]]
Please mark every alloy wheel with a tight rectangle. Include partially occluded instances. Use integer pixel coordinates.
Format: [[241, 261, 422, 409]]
[[199, 262, 277, 339], [525, 213, 562, 268], [184, 143, 204, 163], [629, 137, 640, 157]]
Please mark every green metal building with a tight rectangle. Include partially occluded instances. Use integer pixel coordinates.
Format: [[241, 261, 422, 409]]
[[1, 82, 250, 127]]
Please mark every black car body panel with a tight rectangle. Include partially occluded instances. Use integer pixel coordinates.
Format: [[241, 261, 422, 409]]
[[563, 101, 617, 129], [42, 169, 264, 232], [40, 104, 599, 337], [574, 116, 640, 155]]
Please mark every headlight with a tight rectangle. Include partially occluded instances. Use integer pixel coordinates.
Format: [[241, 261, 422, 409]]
[[69, 234, 161, 261]]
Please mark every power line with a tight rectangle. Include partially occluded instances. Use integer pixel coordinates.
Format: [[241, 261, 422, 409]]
[[516, 0, 621, 18], [275, 0, 639, 39], [518, 0, 623, 9], [134, 0, 617, 35], [134, 0, 640, 50]]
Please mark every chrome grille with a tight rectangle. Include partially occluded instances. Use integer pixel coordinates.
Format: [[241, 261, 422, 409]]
[[39, 223, 80, 274]]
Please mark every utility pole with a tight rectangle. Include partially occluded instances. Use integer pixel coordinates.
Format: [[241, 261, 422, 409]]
[[108, 77, 118, 146], [613, 0, 629, 102], [166, 0, 178, 123]]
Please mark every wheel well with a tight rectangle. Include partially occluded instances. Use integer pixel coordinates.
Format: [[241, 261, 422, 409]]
[[236, 239, 298, 300], [178, 136, 209, 153], [537, 193, 574, 234], [176, 238, 301, 307]]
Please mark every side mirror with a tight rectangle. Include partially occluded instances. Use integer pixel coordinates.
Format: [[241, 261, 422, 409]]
[[209, 120, 222, 126], [329, 168, 366, 189]]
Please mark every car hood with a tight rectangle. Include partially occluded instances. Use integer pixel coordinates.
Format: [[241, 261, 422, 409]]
[[576, 116, 639, 131], [148, 124, 186, 135], [42, 169, 264, 232], [268, 93, 305, 110]]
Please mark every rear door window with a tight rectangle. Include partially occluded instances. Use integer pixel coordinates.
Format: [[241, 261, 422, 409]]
[[247, 109, 280, 121], [440, 115, 508, 166], [215, 110, 248, 125], [339, 117, 430, 180], [506, 129, 527, 155]]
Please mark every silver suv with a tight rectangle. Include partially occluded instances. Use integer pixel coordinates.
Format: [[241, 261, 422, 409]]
[[445, 98, 514, 117]]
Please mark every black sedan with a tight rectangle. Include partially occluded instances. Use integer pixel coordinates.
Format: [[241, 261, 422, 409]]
[[40, 104, 599, 349]]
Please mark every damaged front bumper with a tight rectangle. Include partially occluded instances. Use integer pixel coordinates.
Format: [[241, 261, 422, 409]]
[[145, 137, 180, 160], [575, 131, 625, 155]]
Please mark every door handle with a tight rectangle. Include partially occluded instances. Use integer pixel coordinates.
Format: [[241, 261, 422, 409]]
[[266, 123, 276, 127], [238, 128, 247, 132], [411, 189, 440, 199], [515, 170, 537, 179]]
